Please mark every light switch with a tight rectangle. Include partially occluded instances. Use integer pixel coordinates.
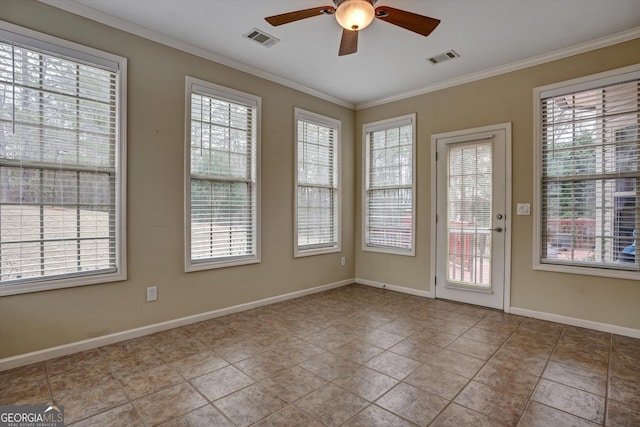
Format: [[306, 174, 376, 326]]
[[517, 203, 531, 216]]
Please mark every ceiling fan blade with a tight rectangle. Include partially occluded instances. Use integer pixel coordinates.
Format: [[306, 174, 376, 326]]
[[375, 6, 440, 37], [265, 6, 335, 26], [339, 29, 358, 56]]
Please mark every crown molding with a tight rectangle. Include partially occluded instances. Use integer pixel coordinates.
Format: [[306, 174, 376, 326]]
[[355, 26, 640, 110], [36, 0, 355, 109], [35, 1, 640, 112]]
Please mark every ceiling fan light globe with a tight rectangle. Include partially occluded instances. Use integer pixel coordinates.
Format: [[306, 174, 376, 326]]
[[335, 0, 375, 31]]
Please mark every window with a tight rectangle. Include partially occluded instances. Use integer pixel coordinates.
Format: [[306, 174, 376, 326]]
[[294, 108, 341, 256], [534, 65, 640, 278], [0, 23, 126, 296], [185, 77, 260, 271], [363, 114, 416, 255]]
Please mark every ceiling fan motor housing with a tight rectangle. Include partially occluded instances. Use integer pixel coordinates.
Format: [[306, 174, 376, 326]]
[[334, 0, 376, 31], [333, 0, 377, 6]]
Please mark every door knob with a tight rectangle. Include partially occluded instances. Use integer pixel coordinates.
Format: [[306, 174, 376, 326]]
[[492, 227, 503, 232]]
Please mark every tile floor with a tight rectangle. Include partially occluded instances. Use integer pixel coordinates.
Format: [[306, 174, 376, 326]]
[[1, 284, 639, 426]]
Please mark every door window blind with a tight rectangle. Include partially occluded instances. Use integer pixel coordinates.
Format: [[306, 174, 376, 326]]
[[295, 109, 340, 254], [539, 72, 640, 271], [447, 142, 493, 286], [0, 30, 123, 291], [363, 115, 415, 253], [188, 80, 259, 267]]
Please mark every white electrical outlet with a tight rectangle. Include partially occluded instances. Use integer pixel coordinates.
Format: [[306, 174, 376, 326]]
[[146, 286, 157, 302], [340, 256, 346, 267]]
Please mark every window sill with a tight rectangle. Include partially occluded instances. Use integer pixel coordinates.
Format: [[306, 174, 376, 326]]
[[533, 261, 640, 280], [0, 270, 127, 296], [186, 256, 261, 272], [294, 246, 341, 258], [362, 245, 415, 257]]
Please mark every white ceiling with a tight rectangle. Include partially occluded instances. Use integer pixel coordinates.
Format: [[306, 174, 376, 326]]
[[41, 0, 640, 109]]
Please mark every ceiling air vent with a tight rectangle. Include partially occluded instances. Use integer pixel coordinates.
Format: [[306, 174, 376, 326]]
[[244, 28, 280, 48], [427, 49, 460, 65]]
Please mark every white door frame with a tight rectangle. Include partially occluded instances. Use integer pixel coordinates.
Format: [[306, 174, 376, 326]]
[[430, 123, 512, 313]]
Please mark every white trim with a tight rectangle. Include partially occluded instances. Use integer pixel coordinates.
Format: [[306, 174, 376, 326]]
[[293, 108, 342, 258], [355, 278, 433, 298], [537, 64, 640, 99], [4, 276, 638, 370], [362, 113, 417, 256], [510, 307, 640, 340], [532, 64, 640, 280], [35, 1, 355, 109], [356, 27, 640, 110], [358, 279, 640, 339], [0, 20, 124, 70], [504, 124, 512, 314], [184, 76, 262, 272], [294, 247, 341, 258], [430, 123, 512, 312], [532, 262, 640, 280], [32, 3, 640, 110], [430, 138, 438, 296], [0, 20, 127, 296], [0, 279, 354, 372], [30, 4, 640, 109]]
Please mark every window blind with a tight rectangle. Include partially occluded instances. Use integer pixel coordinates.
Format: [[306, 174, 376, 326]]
[[188, 84, 258, 265], [296, 110, 339, 253], [364, 116, 415, 252], [447, 141, 493, 286], [0, 35, 121, 287], [540, 74, 640, 270]]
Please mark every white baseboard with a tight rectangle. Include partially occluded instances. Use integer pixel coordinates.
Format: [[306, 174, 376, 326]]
[[510, 306, 640, 339], [0, 279, 353, 372], [355, 279, 640, 339], [355, 277, 433, 298], [6, 280, 637, 371]]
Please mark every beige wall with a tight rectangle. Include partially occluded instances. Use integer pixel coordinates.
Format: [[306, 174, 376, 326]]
[[355, 38, 640, 330], [0, 1, 355, 358], [2, 0, 639, 360]]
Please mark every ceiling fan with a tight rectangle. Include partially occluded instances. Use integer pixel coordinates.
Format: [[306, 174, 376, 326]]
[[265, 0, 440, 56]]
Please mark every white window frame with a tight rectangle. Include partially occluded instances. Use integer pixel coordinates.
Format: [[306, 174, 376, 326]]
[[0, 21, 127, 296], [362, 113, 416, 256], [294, 108, 341, 257], [184, 76, 261, 271], [533, 64, 640, 280]]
